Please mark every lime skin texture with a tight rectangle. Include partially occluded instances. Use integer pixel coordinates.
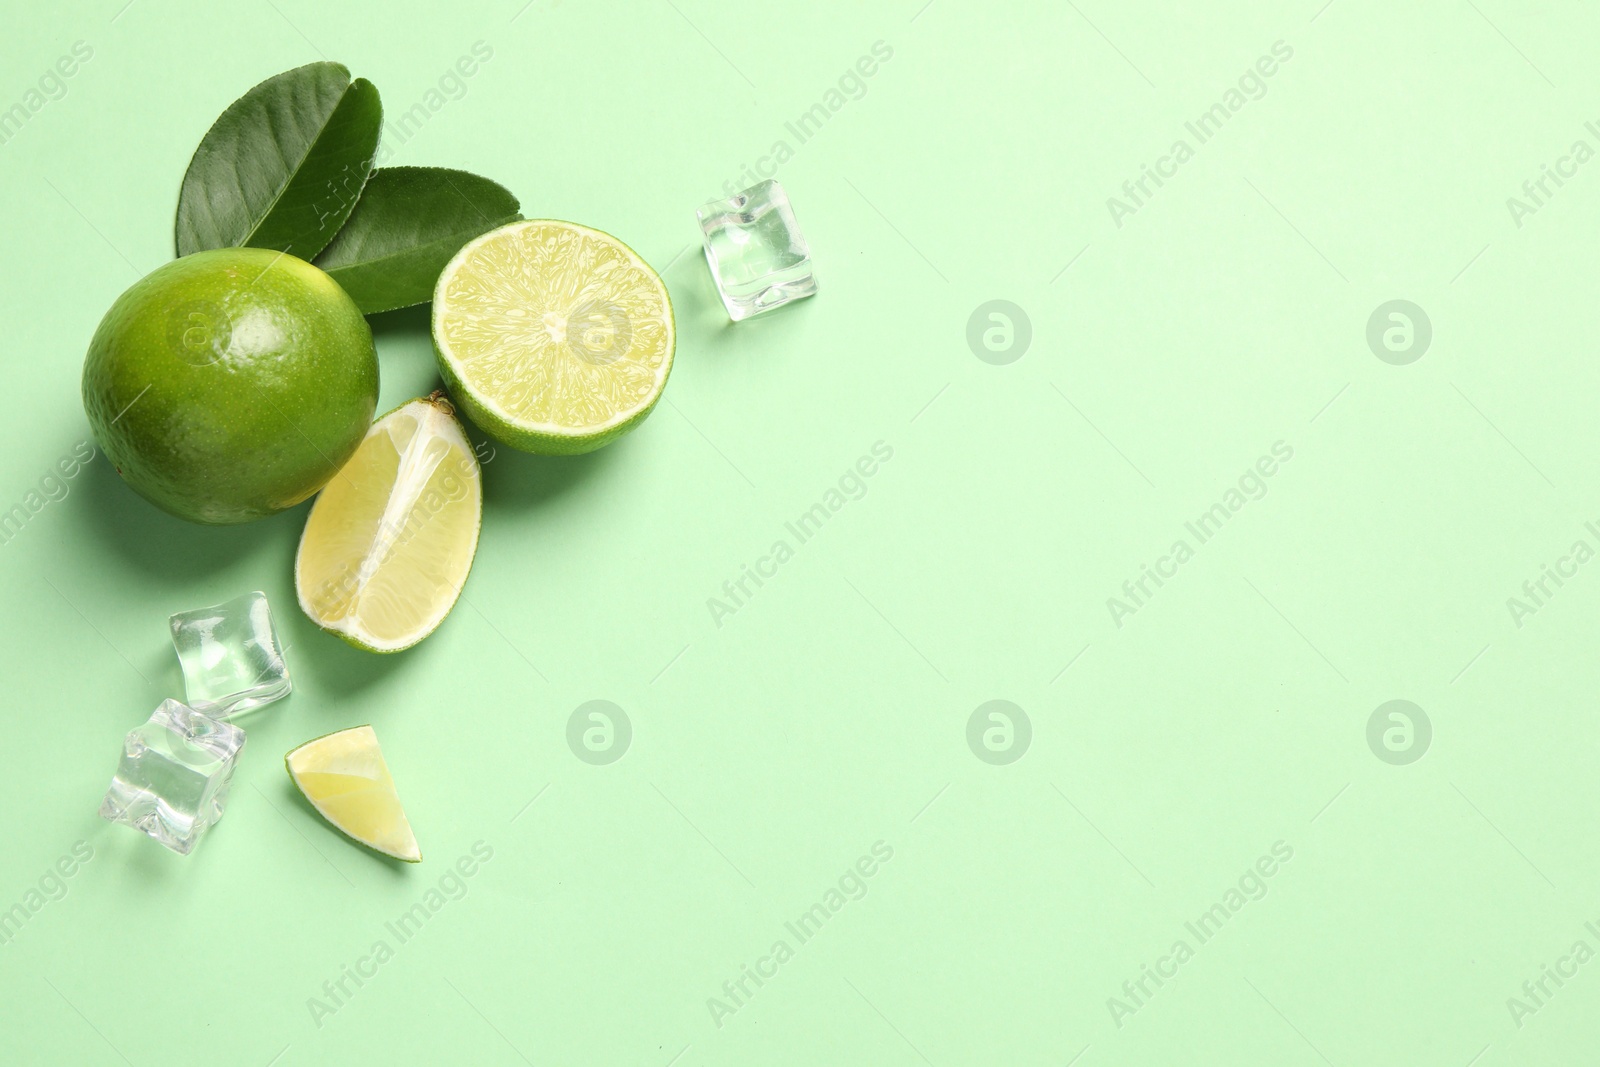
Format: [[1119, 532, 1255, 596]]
[[81, 248, 379, 525]]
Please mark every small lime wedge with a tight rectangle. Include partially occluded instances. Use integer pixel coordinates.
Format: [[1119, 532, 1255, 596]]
[[286, 726, 420, 862]]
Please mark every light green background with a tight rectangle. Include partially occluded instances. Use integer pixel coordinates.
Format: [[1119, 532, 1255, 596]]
[[0, 0, 1594, 1063]]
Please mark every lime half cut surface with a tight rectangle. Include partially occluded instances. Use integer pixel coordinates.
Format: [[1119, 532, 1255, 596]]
[[432, 219, 674, 454], [295, 394, 481, 653], [286, 726, 420, 862]]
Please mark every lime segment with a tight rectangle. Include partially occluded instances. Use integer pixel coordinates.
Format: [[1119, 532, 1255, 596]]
[[295, 395, 481, 652], [286, 725, 420, 862]]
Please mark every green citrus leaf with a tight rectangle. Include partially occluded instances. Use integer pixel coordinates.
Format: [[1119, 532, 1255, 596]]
[[314, 167, 522, 314], [176, 62, 382, 260]]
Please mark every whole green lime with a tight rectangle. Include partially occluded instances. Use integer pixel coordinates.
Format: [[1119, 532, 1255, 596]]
[[82, 248, 379, 524]]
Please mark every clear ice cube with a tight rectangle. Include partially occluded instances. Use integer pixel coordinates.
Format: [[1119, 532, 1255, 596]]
[[99, 699, 247, 855], [696, 179, 817, 321], [170, 591, 292, 718]]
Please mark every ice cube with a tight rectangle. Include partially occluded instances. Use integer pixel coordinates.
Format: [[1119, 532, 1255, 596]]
[[696, 180, 817, 321], [169, 591, 291, 718], [99, 700, 247, 855]]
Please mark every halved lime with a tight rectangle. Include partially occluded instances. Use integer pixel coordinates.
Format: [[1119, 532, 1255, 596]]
[[431, 219, 674, 454], [286, 725, 420, 862], [295, 394, 481, 653]]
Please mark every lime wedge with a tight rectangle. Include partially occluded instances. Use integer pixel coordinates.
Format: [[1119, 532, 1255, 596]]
[[286, 726, 420, 862], [295, 393, 481, 652], [431, 219, 674, 454]]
